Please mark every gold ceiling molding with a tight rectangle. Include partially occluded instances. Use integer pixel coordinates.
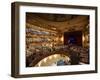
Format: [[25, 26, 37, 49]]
[[35, 13, 73, 22], [26, 13, 89, 32]]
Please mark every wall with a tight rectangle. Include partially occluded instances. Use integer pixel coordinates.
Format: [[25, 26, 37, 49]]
[[0, 0, 100, 80]]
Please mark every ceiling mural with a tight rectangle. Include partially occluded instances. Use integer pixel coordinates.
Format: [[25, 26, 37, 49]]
[[26, 13, 89, 33]]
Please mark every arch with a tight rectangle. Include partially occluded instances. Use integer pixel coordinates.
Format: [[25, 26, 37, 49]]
[[35, 54, 70, 67], [29, 50, 71, 67]]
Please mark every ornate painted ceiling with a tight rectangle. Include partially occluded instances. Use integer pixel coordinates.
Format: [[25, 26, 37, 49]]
[[26, 13, 89, 33]]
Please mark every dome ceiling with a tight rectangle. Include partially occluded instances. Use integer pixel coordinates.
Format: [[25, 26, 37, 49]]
[[34, 13, 74, 22], [26, 13, 89, 33]]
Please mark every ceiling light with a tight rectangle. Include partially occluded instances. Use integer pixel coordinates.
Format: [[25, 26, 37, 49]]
[[43, 58, 47, 63], [54, 54, 57, 58], [61, 36, 64, 42], [49, 56, 52, 59]]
